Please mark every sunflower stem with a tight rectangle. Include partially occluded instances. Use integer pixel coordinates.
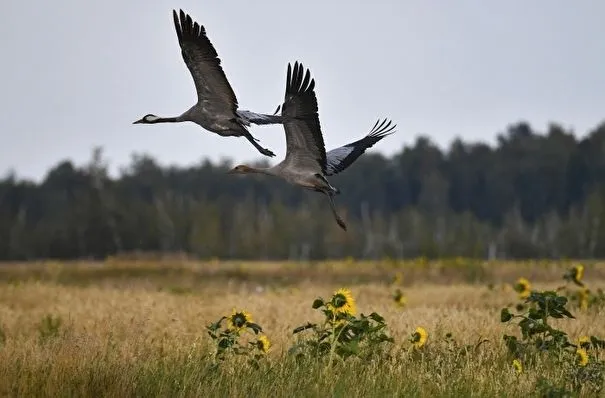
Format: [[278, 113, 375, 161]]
[[326, 313, 346, 372], [326, 313, 337, 371]]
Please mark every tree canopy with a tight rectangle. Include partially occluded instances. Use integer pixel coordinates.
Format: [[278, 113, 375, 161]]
[[2, 120, 605, 260]]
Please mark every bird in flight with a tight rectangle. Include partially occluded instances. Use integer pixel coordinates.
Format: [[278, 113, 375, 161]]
[[228, 62, 395, 230], [133, 9, 284, 157]]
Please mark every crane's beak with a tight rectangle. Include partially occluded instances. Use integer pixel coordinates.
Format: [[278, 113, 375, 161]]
[[133, 118, 144, 124]]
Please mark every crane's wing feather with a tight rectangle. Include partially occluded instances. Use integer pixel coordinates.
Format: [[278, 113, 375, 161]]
[[236, 110, 282, 125], [325, 118, 395, 176], [173, 10, 238, 111], [279, 62, 327, 173]]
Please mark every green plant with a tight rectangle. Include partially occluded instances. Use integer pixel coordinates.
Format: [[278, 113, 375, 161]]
[[205, 309, 268, 368], [501, 290, 575, 358], [501, 288, 605, 394], [290, 288, 393, 365]]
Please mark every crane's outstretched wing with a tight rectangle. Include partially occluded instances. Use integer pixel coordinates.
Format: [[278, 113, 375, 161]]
[[325, 119, 396, 176], [173, 10, 238, 112], [279, 62, 327, 173]]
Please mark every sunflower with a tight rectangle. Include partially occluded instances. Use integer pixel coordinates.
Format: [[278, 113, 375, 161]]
[[227, 309, 252, 331], [514, 277, 532, 299], [573, 264, 584, 284], [576, 348, 589, 367], [255, 335, 271, 353], [564, 264, 585, 287], [578, 335, 590, 349], [512, 359, 523, 375], [411, 326, 428, 348], [393, 289, 407, 307], [329, 288, 356, 316]]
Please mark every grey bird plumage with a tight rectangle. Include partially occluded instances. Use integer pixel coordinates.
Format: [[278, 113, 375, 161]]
[[324, 118, 395, 176], [228, 62, 396, 231], [133, 9, 284, 157]]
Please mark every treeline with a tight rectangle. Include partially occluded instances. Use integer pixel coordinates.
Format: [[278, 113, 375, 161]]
[[2, 120, 605, 260]]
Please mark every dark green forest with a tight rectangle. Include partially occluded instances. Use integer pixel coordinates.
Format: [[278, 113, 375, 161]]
[[2, 120, 605, 261]]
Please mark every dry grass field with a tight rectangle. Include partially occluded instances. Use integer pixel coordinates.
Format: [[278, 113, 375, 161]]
[[0, 258, 603, 397]]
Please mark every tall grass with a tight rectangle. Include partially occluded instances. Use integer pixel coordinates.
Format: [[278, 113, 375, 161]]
[[0, 259, 603, 396], [0, 331, 592, 397]]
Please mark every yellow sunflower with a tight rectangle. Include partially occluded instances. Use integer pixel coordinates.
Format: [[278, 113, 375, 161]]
[[393, 289, 407, 307], [573, 264, 584, 284], [330, 288, 356, 316], [576, 348, 589, 367], [411, 326, 428, 348], [514, 277, 532, 299], [226, 309, 252, 331], [512, 359, 523, 374], [256, 335, 271, 353], [578, 335, 590, 349]]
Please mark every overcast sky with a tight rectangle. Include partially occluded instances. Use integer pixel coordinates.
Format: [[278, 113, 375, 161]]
[[1, 1, 604, 181]]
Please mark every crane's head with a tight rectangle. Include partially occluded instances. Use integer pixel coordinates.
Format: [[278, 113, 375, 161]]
[[133, 114, 161, 124], [228, 165, 255, 174]]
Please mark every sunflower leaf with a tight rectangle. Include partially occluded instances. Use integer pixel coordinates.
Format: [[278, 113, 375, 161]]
[[590, 336, 605, 348], [246, 322, 263, 334], [500, 308, 513, 323], [312, 298, 325, 309], [293, 323, 316, 334], [207, 316, 226, 332], [368, 312, 385, 323]]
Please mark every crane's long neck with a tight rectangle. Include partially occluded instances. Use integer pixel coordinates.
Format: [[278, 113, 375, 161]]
[[153, 116, 179, 123], [246, 166, 277, 176]]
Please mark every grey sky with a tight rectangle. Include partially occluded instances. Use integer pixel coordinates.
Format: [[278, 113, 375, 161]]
[[1, 1, 604, 181]]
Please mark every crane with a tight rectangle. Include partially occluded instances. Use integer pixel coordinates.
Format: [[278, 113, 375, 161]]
[[228, 62, 395, 230], [133, 9, 283, 157]]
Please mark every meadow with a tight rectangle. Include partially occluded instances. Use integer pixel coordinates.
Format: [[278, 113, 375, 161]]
[[0, 257, 603, 397]]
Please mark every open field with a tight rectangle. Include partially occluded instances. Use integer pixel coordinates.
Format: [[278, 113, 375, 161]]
[[0, 258, 603, 397]]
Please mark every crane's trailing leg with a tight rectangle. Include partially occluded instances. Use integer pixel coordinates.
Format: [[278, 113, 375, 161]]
[[326, 192, 347, 231], [315, 173, 340, 195], [243, 133, 276, 157]]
